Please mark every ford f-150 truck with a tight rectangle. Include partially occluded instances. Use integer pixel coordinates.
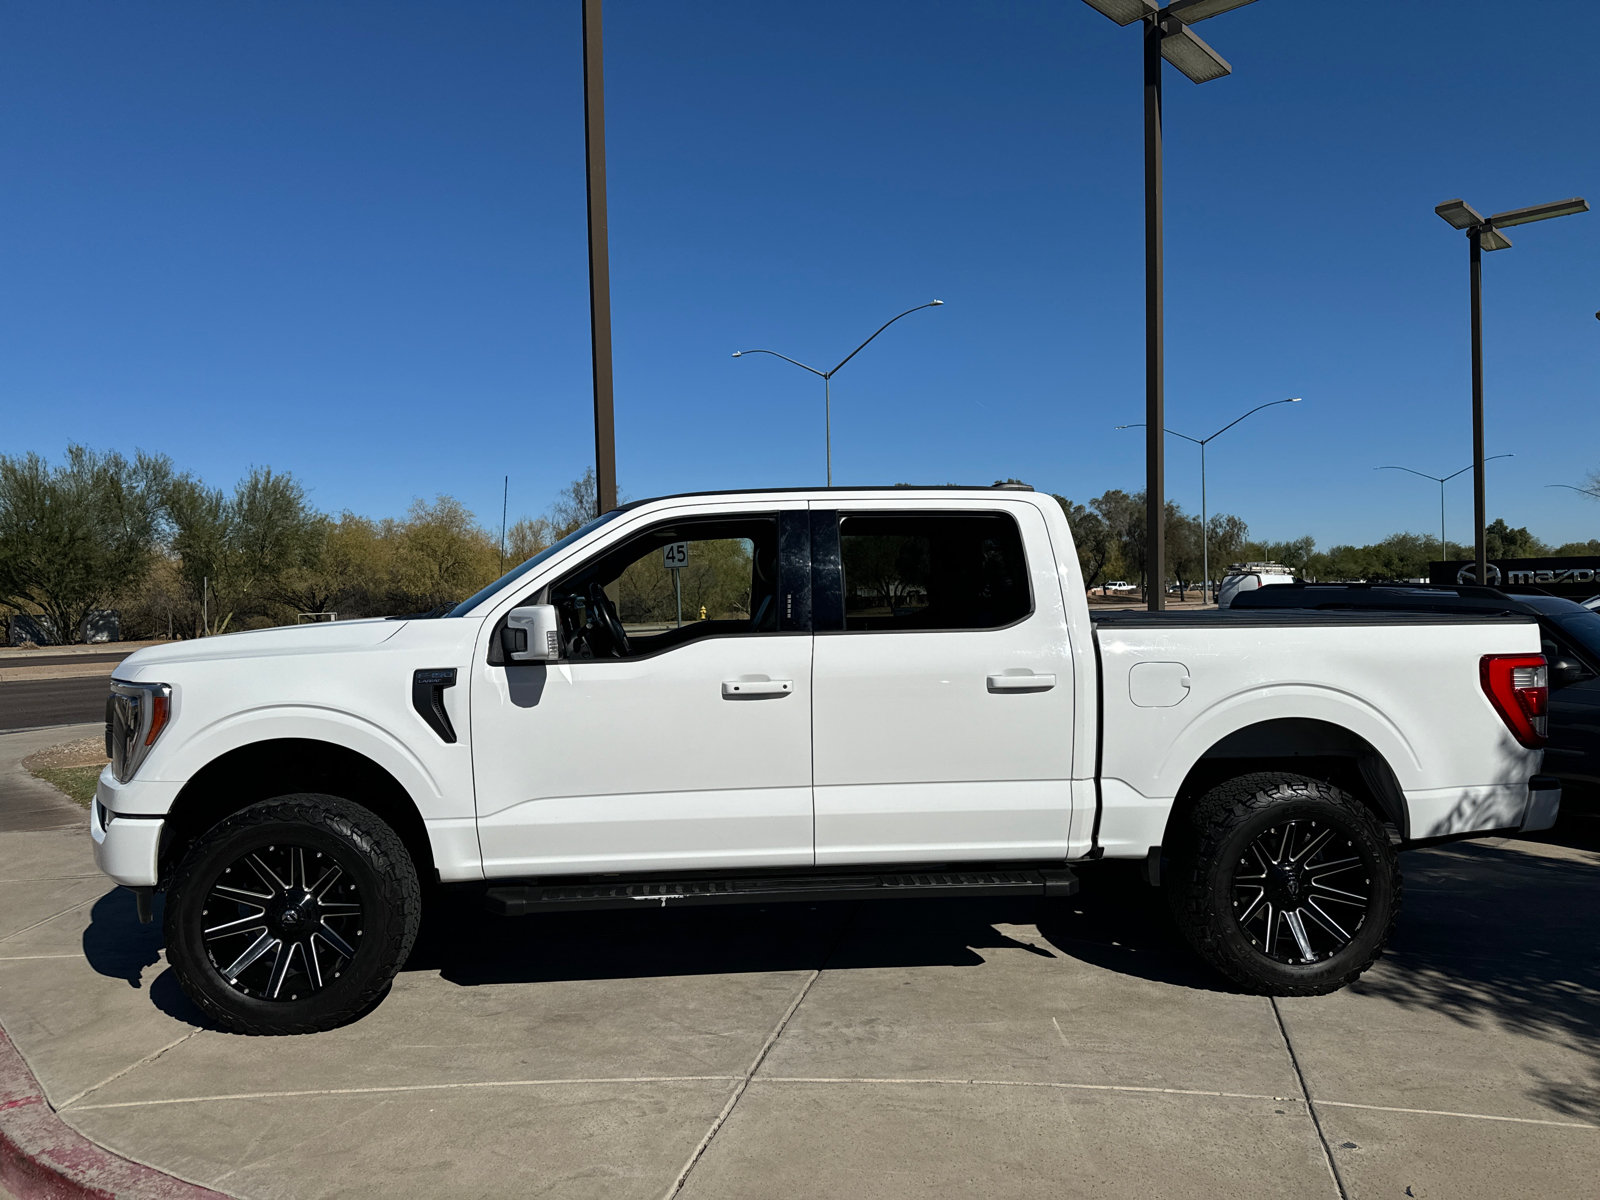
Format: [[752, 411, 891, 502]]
[[92, 486, 1560, 1034]]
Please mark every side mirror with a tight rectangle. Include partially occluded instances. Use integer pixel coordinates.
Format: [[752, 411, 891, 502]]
[[501, 605, 561, 663], [1549, 657, 1596, 689]]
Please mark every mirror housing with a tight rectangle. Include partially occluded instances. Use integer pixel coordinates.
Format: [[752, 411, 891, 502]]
[[502, 605, 561, 663], [1549, 656, 1595, 689]]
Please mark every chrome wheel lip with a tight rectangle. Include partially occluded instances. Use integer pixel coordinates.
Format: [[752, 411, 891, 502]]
[[1230, 817, 1372, 966], [200, 842, 365, 1002]]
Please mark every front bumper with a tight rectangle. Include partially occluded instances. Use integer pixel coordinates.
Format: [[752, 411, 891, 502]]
[[90, 767, 167, 887]]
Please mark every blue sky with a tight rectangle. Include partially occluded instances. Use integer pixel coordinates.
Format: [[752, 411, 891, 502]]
[[2, 1, 1596, 550]]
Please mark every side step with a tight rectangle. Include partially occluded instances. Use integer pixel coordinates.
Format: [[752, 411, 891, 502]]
[[486, 867, 1079, 917]]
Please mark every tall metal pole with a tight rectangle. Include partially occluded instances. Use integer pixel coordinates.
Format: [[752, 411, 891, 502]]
[[1200, 441, 1208, 605], [582, 0, 618, 517], [1143, 18, 1166, 611], [1438, 479, 1446, 561], [1469, 226, 1485, 583], [825, 375, 833, 487]]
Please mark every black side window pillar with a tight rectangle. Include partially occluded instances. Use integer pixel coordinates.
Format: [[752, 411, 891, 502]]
[[778, 510, 813, 632], [809, 510, 843, 632]]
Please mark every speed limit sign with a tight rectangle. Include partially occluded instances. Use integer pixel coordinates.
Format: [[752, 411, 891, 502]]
[[663, 542, 688, 569]]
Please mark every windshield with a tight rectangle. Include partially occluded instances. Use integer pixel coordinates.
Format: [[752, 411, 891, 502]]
[[1552, 610, 1600, 664], [445, 510, 624, 618]]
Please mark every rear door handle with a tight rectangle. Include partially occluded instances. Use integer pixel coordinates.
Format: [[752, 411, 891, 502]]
[[987, 672, 1056, 692], [722, 679, 793, 697]]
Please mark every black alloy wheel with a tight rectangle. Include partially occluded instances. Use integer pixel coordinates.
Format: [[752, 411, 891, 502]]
[[165, 794, 421, 1035], [1167, 772, 1399, 996], [1231, 819, 1371, 964], [201, 842, 364, 1001]]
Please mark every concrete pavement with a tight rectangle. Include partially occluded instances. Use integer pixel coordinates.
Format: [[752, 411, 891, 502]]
[[0, 724, 1595, 1197]]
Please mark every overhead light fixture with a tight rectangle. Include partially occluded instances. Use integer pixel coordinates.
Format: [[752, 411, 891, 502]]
[[1160, 22, 1232, 83], [1079, 0, 1157, 25], [1488, 197, 1590, 228], [1479, 227, 1513, 252], [1167, 0, 1260, 22], [1434, 199, 1483, 230]]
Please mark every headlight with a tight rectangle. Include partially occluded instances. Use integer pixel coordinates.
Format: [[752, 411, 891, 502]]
[[106, 681, 172, 783]]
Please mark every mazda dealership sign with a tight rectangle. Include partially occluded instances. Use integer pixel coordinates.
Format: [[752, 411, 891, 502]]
[[1430, 556, 1600, 599]]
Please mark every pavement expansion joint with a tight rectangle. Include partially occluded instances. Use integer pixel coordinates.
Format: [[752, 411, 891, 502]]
[[58, 1030, 199, 1109], [0, 895, 98, 943], [1272, 995, 1349, 1200]]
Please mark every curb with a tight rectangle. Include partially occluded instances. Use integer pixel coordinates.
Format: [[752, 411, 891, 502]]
[[0, 1025, 228, 1200]]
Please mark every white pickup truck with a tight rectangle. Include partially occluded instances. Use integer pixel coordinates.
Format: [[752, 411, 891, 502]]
[[92, 486, 1559, 1035]]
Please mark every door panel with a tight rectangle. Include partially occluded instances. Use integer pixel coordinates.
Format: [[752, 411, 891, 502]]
[[471, 506, 814, 877], [811, 504, 1075, 865]]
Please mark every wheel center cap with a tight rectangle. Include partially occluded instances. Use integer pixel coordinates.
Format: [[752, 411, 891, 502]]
[[1266, 864, 1303, 908]]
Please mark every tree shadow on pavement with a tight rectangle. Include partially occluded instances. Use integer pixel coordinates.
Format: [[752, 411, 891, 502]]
[[1349, 810, 1600, 1123]]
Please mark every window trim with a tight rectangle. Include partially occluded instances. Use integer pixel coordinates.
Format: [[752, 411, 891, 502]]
[[822, 507, 1036, 636], [492, 510, 811, 665]]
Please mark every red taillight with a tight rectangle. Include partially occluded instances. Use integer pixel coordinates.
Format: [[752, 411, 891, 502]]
[[1480, 654, 1548, 748], [145, 693, 170, 746]]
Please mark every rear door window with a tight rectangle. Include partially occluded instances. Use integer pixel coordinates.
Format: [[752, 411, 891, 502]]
[[837, 512, 1030, 632]]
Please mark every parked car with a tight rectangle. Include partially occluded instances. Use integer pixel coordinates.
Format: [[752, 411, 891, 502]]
[[1101, 580, 1136, 593], [95, 486, 1556, 1034], [1235, 581, 1599, 804]]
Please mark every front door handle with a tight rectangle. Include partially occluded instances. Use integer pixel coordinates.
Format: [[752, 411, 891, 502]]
[[722, 678, 793, 698], [987, 672, 1056, 692]]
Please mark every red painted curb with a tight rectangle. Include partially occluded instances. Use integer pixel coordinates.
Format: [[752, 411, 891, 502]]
[[0, 1024, 229, 1200]]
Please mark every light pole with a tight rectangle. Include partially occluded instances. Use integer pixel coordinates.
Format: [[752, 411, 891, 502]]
[[1434, 195, 1588, 586], [582, 0, 617, 516], [733, 301, 943, 486], [1080, 0, 1261, 610], [1117, 396, 1299, 603], [1376, 455, 1514, 566], [1548, 483, 1600, 500]]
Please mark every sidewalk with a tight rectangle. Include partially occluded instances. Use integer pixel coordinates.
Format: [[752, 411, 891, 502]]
[[0, 722, 1596, 1197]]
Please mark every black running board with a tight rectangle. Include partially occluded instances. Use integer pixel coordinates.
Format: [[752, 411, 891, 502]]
[[486, 867, 1079, 916]]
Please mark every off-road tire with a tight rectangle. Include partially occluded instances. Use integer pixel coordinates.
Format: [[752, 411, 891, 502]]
[[1166, 772, 1399, 996], [164, 794, 421, 1035]]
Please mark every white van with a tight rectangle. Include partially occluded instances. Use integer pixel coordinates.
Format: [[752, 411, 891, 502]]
[[1217, 561, 1296, 608]]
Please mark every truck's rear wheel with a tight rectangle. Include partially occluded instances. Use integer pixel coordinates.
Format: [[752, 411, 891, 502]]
[[1167, 772, 1399, 995], [164, 794, 421, 1035]]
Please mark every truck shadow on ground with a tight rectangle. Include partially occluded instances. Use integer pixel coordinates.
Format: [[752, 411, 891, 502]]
[[406, 858, 1235, 994]]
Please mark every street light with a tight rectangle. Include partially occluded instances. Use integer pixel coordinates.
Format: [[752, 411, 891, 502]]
[[1117, 396, 1299, 603], [1548, 483, 1600, 500], [1375, 455, 1514, 565], [733, 301, 944, 486], [1434, 194, 1588, 586], [1080, 0, 1262, 610]]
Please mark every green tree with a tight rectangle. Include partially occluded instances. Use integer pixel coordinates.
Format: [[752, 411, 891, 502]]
[[1053, 496, 1113, 590], [390, 496, 501, 612], [167, 467, 322, 634], [1484, 519, 1547, 559], [0, 445, 172, 642]]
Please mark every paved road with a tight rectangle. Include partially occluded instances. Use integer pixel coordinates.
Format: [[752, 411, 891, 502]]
[[0, 677, 112, 731]]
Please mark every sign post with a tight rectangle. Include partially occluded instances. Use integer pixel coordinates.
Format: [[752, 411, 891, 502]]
[[663, 542, 688, 628]]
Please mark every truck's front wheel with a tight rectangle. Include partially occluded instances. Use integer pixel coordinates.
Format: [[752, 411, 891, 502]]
[[1167, 772, 1399, 995], [164, 794, 421, 1035]]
